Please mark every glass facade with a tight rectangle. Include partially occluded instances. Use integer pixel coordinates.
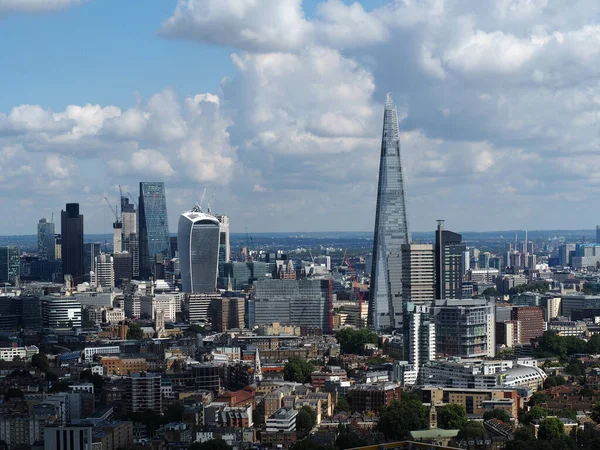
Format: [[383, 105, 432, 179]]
[[178, 208, 220, 293], [369, 94, 411, 330], [37, 218, 55, 261], [0, 246, 20, 285], [138, 182, 170, 278], [61, 203, 84, 282]]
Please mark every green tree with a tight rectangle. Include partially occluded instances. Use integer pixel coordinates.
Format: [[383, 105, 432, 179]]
[[185, 324, 206, 336], [296, 405, 317, 435], [127, 322, 144, 340], [189, 439, 232, 450], [588, 334, 600, 354], [458, 421, 485, 440], [537, 331, 567, 358], [335, 328, 378, 355], [481, 287, 498, 297], [483, 408, 511, 422], [377, 397, 428, 440], [335, 432, 367, 449], [520, 406, 548, 425], [538, 417, 565, 441], [566, 361, 585, 377], [31, 353, 50, 372], [544, 375, 566, 389], [3, 388, 24, 401], [334, 396, 351, 413], [530, 392, 548, 405], [283, 357, 314, 383], [591, 401, 600, 423], [438, 403, 467, 429]]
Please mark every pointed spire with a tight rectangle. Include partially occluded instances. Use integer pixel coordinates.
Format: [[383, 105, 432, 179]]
[[254, 347, 263, 382]]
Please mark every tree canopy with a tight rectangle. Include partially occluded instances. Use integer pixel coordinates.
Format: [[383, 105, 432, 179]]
[[483, 408, 511, 422], [335, 328, 378, 355], [509, 281, 549, 295], [189, 439, 232, 450], [457, 421, 485, 440], [376, 397, 428, 440], [296, 405, 317, 436], [283, 357, 314, 383], [334, 396, 351, 413], [538, 417, 565, 441], [520, 406, 548, 425], [438, 404, 467, 429], [127, 322, 144, 340], [536, 330, 593, 358]]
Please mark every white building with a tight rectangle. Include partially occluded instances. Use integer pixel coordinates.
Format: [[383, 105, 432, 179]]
[[42, 296, 82, 329], [266, 408, 298, 433], [0, 345, 39, 361], [408, 303, 436, 371], [83, 346, 120, 360], [178, 207, 220, 294], [140, 294, 178, 321], [93, 254, 115, 290]]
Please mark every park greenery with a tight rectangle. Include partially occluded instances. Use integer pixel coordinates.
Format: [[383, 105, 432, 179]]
[[535, 330, 600, 359], [126, 322, 144, 340], [296, 406, 317, 436], [335, 328, 379, 355], [438, 403, 467, 429], [376, 395, 429, 440], [508, 280, 550, 295], [283, 357, 315, 383]]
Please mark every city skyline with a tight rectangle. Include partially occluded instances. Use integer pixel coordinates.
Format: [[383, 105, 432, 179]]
[[1, 1, 600, 234]]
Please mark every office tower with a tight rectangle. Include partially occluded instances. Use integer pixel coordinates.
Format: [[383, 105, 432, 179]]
[[93, 254, 115, 290], [462, 250, 470, 275], [435, 221, 466, 300], [113, 252, 133, 285], [54, 234, 62, 260], [597, 226, 600, 244], [211, 297, 245, 332], [215, 214, 230, 264], [186, 293, 221, 323], [178, 207, 220, 293], [369, 94, 411, 330], [0, 246, 20, 286], [61, 203, 84, 283], [42, 296, 82, 328], [511, 306, 543, 345], [407, 303, 436, 370], [112, 221, 122, 253], [37, 218, 55, 261], [433, 299, 494, 358], [124, 373, 162, 414], [253, 279, 332, 333], [479, 252, 491, 270], [84, 243, 101, 282], [169, 236, 178, 258], [401, 244, 435, 303], [138, 182, 170, 278]]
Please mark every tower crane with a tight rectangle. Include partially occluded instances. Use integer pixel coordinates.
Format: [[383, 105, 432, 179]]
[[127, 192, 138, 208], [104, 197, 119, 222]]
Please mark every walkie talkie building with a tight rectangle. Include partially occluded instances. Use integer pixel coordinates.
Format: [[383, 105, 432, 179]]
[[369, 94, 411, 330]]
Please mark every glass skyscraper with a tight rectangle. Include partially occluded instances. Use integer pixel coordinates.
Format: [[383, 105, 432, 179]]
[[0, 246, 20, 285], [61, 203, 84, 283], [37, 218, 55, 261], [369, 94, 411, 331], [138, 182, 170, 278], [178, 207, 220, 293]]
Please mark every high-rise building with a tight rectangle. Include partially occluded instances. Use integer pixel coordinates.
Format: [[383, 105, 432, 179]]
[[511, 306, 544, 345], [42, 296, 82, 329], [401, 244, 435, 303], [37, 218, 55, 261], [113, 252, 133, 286], [61, 203, 84, 283], [138, 182, 170, 278], [0, 246, 20, 286], [407, 303, 436, 370], [211, 297, 245, 332], [93, 254, 115, 290], [124, 373, 162, 414], [186, 293, 221, 323], [216, 214, 230, 264], [597, 225, 600, 244], [84, 243, 101, 282], [253, 279, 332, 333], [178, 207, 220, 293], [433, 299, 494, 358], [435, 221, 466, 300], [369, 94, 411, 331], [54, 234, 62, 260]]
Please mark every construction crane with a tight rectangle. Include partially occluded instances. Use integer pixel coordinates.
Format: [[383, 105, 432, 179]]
[[104, 197, 119, 222], [118, 184, 125, 204], [346, 257, 366, 328], [127, 192, 138, 208]]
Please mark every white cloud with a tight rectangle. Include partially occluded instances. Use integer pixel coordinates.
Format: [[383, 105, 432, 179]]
[[0, 0, 83, 13]]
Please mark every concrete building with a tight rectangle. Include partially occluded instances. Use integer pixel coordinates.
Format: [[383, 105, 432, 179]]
[[265, 408, 298, 433], [544, 297, 562, 322], [44, 426, 93, 450], [346, 382, 402, 413], [124, 373, 162, 413], [93, 254, 114, 290], [421, 386, 518, 419], [0, 345, 39, 361], [435, 222, 466, 300], [187, 293, 221, 323], [511, 307, 544, 345], [407, 303, 436, 370], [211, 297, 245, 332], [467, 269, 500, 283], [401, 244, 435, 303]]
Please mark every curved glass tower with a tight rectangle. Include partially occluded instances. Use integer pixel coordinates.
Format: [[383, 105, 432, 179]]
[[369, 94, 411, 330], [178, 207, 220, 293], [138, 182, 170, 278]]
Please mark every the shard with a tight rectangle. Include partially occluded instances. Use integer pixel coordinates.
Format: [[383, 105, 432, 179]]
[[369, 94, 411, 330]]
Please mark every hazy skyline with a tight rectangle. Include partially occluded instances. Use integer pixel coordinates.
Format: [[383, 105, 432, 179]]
[[2, 0, 600, 234]]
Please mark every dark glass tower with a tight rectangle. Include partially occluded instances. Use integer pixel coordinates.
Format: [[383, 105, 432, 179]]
[[138, 182, 170, 278], [369, 94, 411, 330], [61, 203, 84, 283], [435, 220, 465, 300]]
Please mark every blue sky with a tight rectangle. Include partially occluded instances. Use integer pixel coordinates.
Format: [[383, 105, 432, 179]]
[[1, 0, 600, 235]]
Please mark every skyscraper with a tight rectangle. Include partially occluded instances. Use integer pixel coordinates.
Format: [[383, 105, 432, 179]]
[[61, 203, 84, 283], [0, 246, 20, 285], [401, 244, 435, 303], [178, 207, 220, 293], [369, 94, 411, 330], [435, 221, 466, 300], [138, 182, 170, 278], [94, 254, 115, 290], [37, 218, 55, 261]]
